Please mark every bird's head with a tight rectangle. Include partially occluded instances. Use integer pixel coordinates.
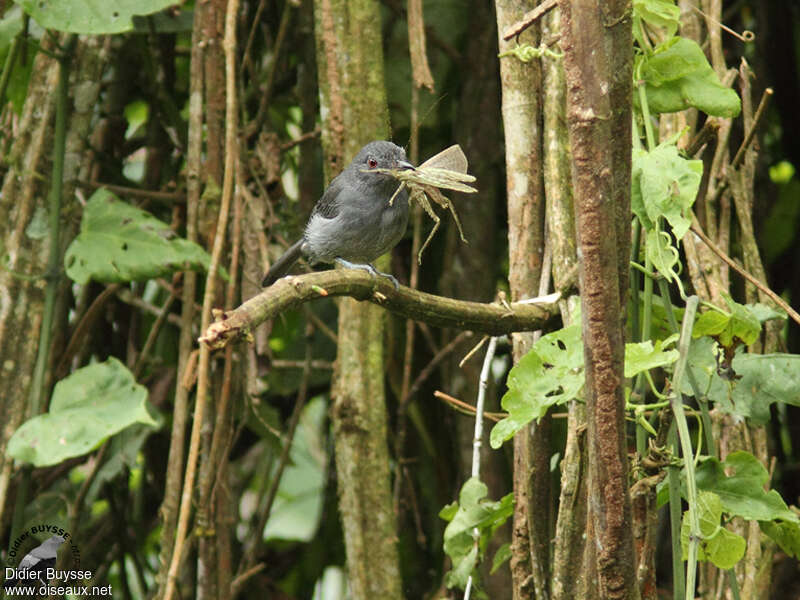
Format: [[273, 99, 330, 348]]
[[352, 141, 415, 182]]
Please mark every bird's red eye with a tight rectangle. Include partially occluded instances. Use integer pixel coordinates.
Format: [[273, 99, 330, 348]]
[[367, 157, 378, 169]]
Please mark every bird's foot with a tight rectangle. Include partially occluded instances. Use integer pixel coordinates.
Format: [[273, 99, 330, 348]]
[[335, 258, 400, 289]]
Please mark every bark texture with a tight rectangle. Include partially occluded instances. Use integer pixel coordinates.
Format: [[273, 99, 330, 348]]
[[495, 1, 548, 597], [313, 0, 403, 597], [560, 1, 639, 599], [0, 36, 106, 528]]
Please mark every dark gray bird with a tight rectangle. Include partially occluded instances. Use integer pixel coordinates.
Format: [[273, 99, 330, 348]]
[[262, 140, 414, 287], [3, 534, 65, 591]]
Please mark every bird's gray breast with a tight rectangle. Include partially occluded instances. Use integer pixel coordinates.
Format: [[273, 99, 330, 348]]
[[303, 182, 409, 265]]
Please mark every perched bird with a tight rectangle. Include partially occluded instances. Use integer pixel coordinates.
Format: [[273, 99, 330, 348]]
[[262, 140, 414, 287], [3, 535, 65, 590]]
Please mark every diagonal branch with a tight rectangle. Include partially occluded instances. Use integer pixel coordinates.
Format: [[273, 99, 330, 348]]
[[199, 269, 562, 349]]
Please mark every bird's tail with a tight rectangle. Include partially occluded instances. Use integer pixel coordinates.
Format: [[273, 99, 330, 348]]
[[262, 239, 304, 286]]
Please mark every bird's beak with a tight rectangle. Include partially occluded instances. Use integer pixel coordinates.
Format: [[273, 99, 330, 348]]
[[397, 160, 416, 171]]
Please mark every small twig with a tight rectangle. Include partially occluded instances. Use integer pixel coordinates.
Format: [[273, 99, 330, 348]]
[[685, 119, 719, 157], [689, 5, 755, 43], [400, 331, 473, 406], [464, 336, 499, 599], [434, 390, 505, 421], [69, 441, 110, 535], [472, 336, 497, 478], [133, 290, 178, 378], [459, 335, 488, 368], [115, 287, 184, 327], [57, 284, 121, 375], [690, 220, 800, 326], [270, 358, 334, 370], [731, 87, 773, 169], [502, 0, 558, 41], [279, 128, 321, 152], [229, 563, 266, 593], [74, 179, 182, 203]]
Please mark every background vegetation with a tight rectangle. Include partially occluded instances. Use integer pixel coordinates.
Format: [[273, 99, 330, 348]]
[[1, 0, 799, 599]]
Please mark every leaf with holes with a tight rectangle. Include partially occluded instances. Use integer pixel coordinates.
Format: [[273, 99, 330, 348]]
[[490, 324, 584, 448], [65, 189, 211, 284], [17, 0, 179, 34], [7, 358, 160, 467]]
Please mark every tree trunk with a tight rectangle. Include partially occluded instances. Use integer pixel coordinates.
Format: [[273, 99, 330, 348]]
[[495, 1, 548, 597], [560, 1, 639, 599], [313, 0, 403, 597], [0, 35, 106, 532]]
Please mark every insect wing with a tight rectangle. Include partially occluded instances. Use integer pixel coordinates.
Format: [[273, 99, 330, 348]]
[[419, 144, 468, 174]]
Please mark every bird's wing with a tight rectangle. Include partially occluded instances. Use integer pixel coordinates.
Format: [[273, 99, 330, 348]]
[[311, 175, 345, 219], [16, 551, 42, 570]]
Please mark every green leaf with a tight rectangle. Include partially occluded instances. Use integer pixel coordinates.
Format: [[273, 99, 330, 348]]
[[7, 358, 159, 467], [124, 99, 149, 139], [682, 338, 800, 424], [695, 452, 799, 523], [645, 228, 680, 279], [693, 295, 761, 348], [490, 543, 512, 575], [631, 143, 702, 239], [0, 6, 36, 112], [633, 0, 679, 35], [747, 303, 787, 324], [17, 0, 179, 34], [640, 37, 741, 117], [262, 397, 327, 542], [0, 6, 23, 53], [760, 521, 800, 559], [681, 491, 746, 569], [490, 324, 583, 448], [65, 189, 211, 284], [624, 335, 680, 378], [441, 478, 514, 590]]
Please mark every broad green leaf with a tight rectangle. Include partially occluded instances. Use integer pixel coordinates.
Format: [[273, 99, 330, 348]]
[[441, 478, 513, 590], [7, 358, 159, 467], [640, 37, 741, 117], [695, 452, 799, 523], [681, 491, 746, 569], [633, 0, 679, 35], [262, 397, 327, 542], [693, 295, 761, 348], [682, 338, 800, 424], [747, 303, 787, 324], [490, 324, 584, 448], [760, 521, 800, 559], [624, 335, 679, 378], [16, 0, 179, 34], [631, 143, 702, 239], [732, 354, 800, 419], [65, 189, 211, 284]]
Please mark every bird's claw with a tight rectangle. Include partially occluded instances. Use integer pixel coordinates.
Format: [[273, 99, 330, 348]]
[[335, 258, 400, 289]]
